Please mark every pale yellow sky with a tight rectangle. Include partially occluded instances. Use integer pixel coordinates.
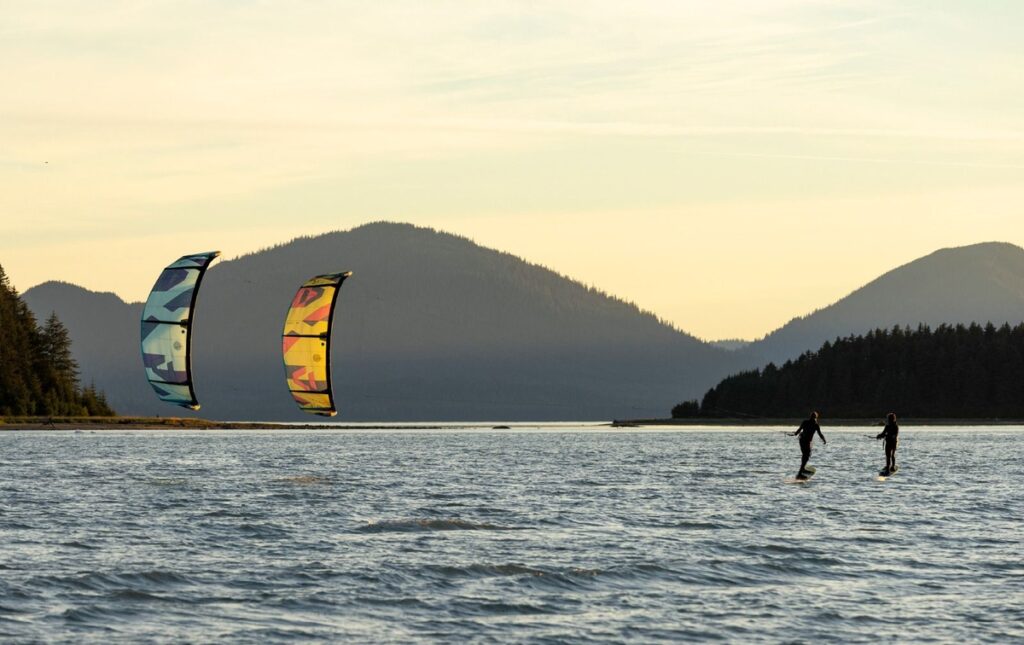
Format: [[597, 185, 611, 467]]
[[2, 1, 1023, 339]]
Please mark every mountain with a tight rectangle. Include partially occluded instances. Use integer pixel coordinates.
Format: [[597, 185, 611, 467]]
[[20, 282, 147, 415], [0, 269, 115, 417], [24, 232, 1024, 421], [710, 339, 751, 352], [23, 222, 743, 421], [738, 242, 1024, 366]]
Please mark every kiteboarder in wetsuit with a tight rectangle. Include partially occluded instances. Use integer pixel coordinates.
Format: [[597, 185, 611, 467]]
[[876, 412, 899, 474], [790, 411, 826, 479]]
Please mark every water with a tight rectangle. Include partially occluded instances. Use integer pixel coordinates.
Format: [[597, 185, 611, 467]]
[[1, 426, 1022, 642]]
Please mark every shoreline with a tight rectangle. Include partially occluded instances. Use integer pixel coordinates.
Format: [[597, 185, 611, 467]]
[[0, 417, 486, 431], [3, 416, 1024, 431], [612, 417, 1024, 427]]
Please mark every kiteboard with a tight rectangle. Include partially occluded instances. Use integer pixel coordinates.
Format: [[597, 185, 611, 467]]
[[785, 465, 816, 484], [877, 464, 899, 480]]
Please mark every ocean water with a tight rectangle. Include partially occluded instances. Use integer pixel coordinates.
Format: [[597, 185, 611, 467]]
[[1, 426, 1022, 643]]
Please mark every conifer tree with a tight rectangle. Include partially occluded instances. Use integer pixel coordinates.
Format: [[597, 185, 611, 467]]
[[681, 323, 1024, 419], [36, 311, 82, 415], [0, 264, 116, 417], [40, 311, 79, 383], [0, 264, 42, 415], [80, 383, 115, 416]]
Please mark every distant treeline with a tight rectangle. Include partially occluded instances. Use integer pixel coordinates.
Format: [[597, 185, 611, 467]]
[[674, 323, 1024, 419], [0, 264, 114, 416]]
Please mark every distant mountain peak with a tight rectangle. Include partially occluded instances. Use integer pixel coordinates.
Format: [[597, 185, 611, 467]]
[[930, 240, 1022, 253], [742, 239, 1024, 365], [25, 280, 129, 305], [23, 221, 740, 420], [22, 229, 1024, 420], [232, 221, 700, 342]]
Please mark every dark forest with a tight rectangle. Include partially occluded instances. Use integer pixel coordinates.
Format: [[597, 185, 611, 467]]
[[675, 323, 1024, 419], [0, 264, 114, 416]]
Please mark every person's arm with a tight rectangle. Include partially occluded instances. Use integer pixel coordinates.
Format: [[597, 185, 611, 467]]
[[817, 428, 827, 445], [876, 421, 888, 439], [791, 422, 803, 436]]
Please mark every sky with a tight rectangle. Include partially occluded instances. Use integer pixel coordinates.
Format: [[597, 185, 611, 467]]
[[2, 0, 1023, 340]]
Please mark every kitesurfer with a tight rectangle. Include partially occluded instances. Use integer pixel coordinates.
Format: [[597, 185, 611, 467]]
[[876, 412, 899, 474], [790, 411, 826, 479]]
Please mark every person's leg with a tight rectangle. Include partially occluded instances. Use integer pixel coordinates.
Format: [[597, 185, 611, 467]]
[[799, 442, 811, 477]]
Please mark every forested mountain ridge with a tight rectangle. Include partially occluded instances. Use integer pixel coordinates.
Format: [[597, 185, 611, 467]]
[[737, 242, 1024, 366], [24, 222, 745, 420], [22, 228, 1024, 421], [21, 281, 144, 415], [676, 322, 1024, 419], [0, 265, 114, 416]]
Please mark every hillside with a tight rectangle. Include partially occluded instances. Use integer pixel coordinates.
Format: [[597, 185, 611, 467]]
[[738, 242, 1024, 366], [0, 267, 114, 417], [686, 323, 1024, 419], [23, 222, 743, 421], [25, 233, 1024, 421], [21, 282, 145, 414]]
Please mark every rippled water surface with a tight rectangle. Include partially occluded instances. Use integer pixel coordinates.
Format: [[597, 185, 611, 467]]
[[1, 426, 1022, 642]]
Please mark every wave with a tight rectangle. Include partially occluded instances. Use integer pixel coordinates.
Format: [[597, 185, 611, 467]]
[[425, 563, 601, 579], [144, 478, 190, 487], [276, 475, 332, 485], [61, 605, 122, 626], [108, 589, 172, 602], [643, 520, 729, 530], [0, 522, 35, 530], [423, 561, 694, 591], [36, 570, 194, 593], [449, 599, 556, 616], [237, 523, 291, 539], [0, 602, 28, 616], [353, 518, 517, 533], [200, 508, 262, 519]]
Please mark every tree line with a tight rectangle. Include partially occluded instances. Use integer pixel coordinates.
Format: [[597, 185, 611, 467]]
[[674, 322, 1024, 419], [0, 264, 114, 417]]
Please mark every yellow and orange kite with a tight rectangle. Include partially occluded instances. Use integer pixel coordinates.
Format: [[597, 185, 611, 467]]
[[281, 272, 352, 416]]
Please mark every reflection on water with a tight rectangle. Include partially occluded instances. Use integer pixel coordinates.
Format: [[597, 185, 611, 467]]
[[0, 427, 1022, 642]]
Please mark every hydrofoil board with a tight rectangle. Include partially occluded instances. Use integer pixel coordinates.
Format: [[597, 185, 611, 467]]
[[785, 465, 816, 484], [877, 464, 899, 479]]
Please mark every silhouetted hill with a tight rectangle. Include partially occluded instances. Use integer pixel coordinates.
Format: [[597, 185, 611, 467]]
[[26, 233, 1024, 420], [24, 222, 743, 421], [22, 282, 145, 414], [710, 339, 751, 351], [1, 273, 115, 416], [688, 322, 1024, 419], [739, 242, 1024, 366]]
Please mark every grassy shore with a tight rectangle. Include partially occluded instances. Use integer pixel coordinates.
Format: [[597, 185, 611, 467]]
[[0, 416, 329, 430], [0, 417, 512, 430]]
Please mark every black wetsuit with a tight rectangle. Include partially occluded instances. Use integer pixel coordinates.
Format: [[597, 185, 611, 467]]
[[877, 422, 899, 472], [795, 418, 825, 477]]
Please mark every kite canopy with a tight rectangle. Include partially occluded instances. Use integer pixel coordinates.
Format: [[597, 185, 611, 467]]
[[140, 251, 220, 410], [282, 272, 351, 416]]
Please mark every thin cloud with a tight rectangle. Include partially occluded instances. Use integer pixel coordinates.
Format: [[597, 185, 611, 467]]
[[693, 150, 1024, 171], [6, 110, 1023, 144]]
